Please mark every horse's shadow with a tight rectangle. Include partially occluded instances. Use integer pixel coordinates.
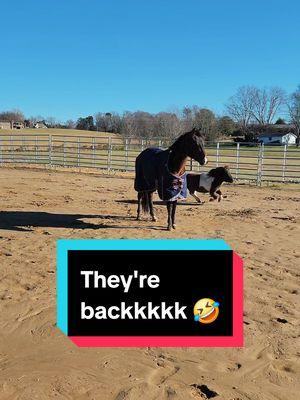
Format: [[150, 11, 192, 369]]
[[0, 211, 164, 232], [116, 199, 202, 206]]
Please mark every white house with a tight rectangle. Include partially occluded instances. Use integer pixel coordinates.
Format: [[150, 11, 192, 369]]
[[34, 121, 48, 129], [258, 132, 297, 145], [0, 121, 25, 129], [0, 121, 11, 129]]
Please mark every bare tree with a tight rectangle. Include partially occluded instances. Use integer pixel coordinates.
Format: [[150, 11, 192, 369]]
[[45, 116, 60, 128], [225, 86, 256, 132], [194, 108, 217, 141], [94, 112, 121, 133], [154, 112, 181, 138], [226, 85, 286, 142], [65, 119, 76, 129], [251, 87, 286, 125], [95, 112, 111, 132], [120, 111, 156, 141], [287, 86, 300, 146], [181, 106, 195, 131], [120, 112, 139, 138], [28, 115, 45, 127], [0, 109, 25, 122]]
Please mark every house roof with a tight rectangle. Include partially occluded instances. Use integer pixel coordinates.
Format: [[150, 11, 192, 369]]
[[272, 124, 293, 129], [258, 132, 295, 138]]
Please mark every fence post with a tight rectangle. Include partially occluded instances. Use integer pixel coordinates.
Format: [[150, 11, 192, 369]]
[[49, 135, 52, 166], [125, 138, 129, 170], [256, 145, 260, 185], [107, 136, 112, 171], [35, 135, 38, 164], [0, 136, 2, 164], [282, 144, 287, 182], [256, 144, 264, 186], [63, 139, 66, 167], [141, 139, 145, 152], [10, 135, 14, 163], [216, 142, 220, 167], [235, 142, 240, 179], [260, 143, 264, 184], [77, 137, 80, 167], [92, 137, 96, 167]]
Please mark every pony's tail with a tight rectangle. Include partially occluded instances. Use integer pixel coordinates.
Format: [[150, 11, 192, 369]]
[[141, 192, 149, 213]]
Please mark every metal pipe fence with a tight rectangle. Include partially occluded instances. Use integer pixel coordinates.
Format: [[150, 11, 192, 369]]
[[0, 133, 299, 184]]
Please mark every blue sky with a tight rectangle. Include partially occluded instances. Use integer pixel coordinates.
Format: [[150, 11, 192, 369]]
[[0, 0, 299, 121]]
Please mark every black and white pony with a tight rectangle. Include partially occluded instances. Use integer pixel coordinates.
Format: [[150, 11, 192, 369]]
[[186, 166, 234, 203], [134, 128, 207, 230]]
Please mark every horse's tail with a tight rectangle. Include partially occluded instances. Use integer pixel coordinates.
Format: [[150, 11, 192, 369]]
[[141, 192, 149, 213]]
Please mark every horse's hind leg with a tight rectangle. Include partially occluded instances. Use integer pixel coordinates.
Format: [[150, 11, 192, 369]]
[[137, 192, 142, 220], [167, 202, 172, 231], [148, 192, 157, 222], [171, 200, 177, 229]]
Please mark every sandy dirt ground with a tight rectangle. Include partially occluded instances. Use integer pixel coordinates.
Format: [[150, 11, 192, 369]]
[[0, 166, 299, 400]]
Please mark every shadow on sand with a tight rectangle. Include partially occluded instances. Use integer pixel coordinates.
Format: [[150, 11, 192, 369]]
[[0, 211, 165, 232], [116, 199, 202, 206]]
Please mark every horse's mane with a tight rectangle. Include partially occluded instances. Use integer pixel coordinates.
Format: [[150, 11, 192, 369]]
[[169, 128, 204, 150], [207, 168, 217, 177]]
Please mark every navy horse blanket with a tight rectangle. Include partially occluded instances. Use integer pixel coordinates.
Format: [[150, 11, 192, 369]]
[[134, 148, 187, 201]]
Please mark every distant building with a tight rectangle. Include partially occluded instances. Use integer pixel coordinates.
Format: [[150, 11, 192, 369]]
[[12, 121, 25, 129], [258, 132, 297, 145], [34, 121, 48, 129], [0, 121, 25, 129], [0, 121, 12, 129]]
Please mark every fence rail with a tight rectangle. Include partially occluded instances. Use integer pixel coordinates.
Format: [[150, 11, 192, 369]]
[[0, 133, 299, 184]]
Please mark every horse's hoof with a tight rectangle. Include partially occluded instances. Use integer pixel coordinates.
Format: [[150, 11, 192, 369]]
[[172, 224, 176, 229], [167, 225, 172, 231], [152, 216, 157, 222], [136, 216, 141, 221]]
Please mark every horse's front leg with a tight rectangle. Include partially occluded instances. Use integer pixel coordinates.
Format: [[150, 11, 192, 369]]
[[167, 202, 172, 231], [137, 192, 142, 220], [216, 189, 223, 202], [171, 200, 177, 229]]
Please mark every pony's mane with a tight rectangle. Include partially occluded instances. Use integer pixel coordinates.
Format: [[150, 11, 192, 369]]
[[208, 166, 229, 178], [207, 168, 217, 177]]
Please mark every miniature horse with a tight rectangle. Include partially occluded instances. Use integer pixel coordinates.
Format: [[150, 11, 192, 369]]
[[186, 166, 234, 203], [134, 128, 207, 230]]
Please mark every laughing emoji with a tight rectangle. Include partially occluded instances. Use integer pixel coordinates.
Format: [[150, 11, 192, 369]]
[[193, 298, 220, 324]]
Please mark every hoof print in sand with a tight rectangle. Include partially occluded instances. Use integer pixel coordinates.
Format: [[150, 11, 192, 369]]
[[190, 384, 219, 398], [276, 317, 288, 324]]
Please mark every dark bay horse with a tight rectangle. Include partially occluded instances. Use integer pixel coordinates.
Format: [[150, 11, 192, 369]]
[[134, 128, 207, 230]]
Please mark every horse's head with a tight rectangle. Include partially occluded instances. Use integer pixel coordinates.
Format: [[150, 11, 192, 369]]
[[179, 128, 207, 166], [208, 165, 234, 183], [222, 165, 234, 183]]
